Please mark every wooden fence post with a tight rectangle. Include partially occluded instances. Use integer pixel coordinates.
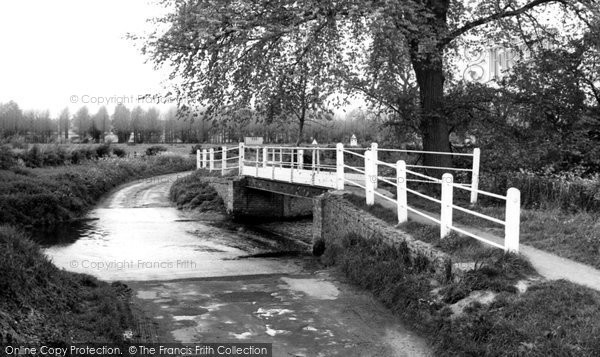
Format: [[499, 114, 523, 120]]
[[202, 149, 207, 169], [365, 150, 375, 205], [440, 173, 454, 238], [470, 148, 481, 204], [298, 149, 304, 170], [262, 147, 268, 168], [196, 149, 201, 170], [397, 160, 408, 224], [238, 143, 244, 175], [505, 188, 521, 253], [209, 148, 214, 172], [371, 142, 378, 189], [336, 143, 344, 190], [221, 146, 227, 175]]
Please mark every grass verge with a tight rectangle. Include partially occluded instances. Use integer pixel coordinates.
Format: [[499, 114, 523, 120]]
[[0, 154, 195, 227], [346, 191, 600, 270], [169, 169, 225, 212], [0, 226, 133, 344], [0, 154, 194, 343], [322, 198, 600, 355]]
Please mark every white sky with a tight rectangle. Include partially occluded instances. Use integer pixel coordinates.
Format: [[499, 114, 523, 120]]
[[0, 0, 171, 117]]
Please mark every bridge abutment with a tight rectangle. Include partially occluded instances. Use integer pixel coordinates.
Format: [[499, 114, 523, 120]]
[[208, 177, 315, 221]]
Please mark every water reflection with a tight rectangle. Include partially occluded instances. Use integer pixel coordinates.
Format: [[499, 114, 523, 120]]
[[29, 220, 109, 248]]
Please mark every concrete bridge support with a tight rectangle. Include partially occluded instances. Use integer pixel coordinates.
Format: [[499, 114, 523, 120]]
[[208, 177, 325, 221]]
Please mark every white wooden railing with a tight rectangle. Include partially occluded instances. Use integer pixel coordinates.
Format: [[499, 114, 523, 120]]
[[196, 143, 520, 252]]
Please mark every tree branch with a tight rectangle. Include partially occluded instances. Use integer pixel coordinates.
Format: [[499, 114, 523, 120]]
[[442, 0, 565, 45]]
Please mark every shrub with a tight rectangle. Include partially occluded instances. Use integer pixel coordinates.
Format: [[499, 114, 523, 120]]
[[23, 145, 43, 168], [169, 170, 224, 211], [112, 147, 127, 158], [0, 145, 15, 169], [145, 145, 168, 156], [190, 144, 203, 155], [95, 143, 111, 158]]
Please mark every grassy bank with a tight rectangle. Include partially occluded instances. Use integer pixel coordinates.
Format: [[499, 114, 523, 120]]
[[0, 154, 194, 344], [0, 226, 133, 343], [169, 169, 225, 212], [322, 199, 600, 355], [0, 154, 195, 227], [345, 189, 600, 270]]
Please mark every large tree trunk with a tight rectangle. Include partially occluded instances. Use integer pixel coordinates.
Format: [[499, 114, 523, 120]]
[[412, 53, 452, 175]]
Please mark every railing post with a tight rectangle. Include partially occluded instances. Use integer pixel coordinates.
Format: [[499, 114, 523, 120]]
[[311, 149, 316, 171], [365, 150, 375, 205], [371, 142, 378, 189], [279, 148, 283, 168], [397, 160, 408, 224], [196, 149, 201, 170], [221, 146, 227, 175], [271, 148, 275, 179], [202, 149, 207, 169], [440, 173, 453, 238], [316, 147, 321, 172], [297, 149, 304, 170], [336, 143, 344, 190], [262, 147, 267, 168], [209, 148, 214, 172], [290, 149, 294, 182], [505, 188, 521, 253], [256, 147, 259, 176], [238, 143, 244, 175], [470, 148, 480, 204]]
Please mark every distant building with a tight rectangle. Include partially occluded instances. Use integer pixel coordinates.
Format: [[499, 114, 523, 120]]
[[244, 136, 263, 145], [104, 133, 118, 143], [350, 134, 358, 147]]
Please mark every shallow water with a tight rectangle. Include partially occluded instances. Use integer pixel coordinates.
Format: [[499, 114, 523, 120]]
[[41, 172, 432, 356]]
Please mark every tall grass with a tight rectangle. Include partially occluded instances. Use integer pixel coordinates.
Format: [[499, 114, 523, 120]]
[[169, 169, 225, 211], [0, 154, 195, 227], [322, 217, 600, 355], [481, 171, 600, 212], [0, 226, 133, 343]]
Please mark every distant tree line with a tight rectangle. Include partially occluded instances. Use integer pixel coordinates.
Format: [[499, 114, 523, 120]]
[[0, 101, 384, 145]]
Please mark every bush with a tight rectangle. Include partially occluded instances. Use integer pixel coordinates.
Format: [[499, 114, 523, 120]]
[[95, 143, 111, 158], [190, 144, 203, 155], [169, 170, 224, 211], [0, 145, 15, 169], [145, 145, 168, 156], [112, 147, 127, 158], [23, 145, 43, 168]]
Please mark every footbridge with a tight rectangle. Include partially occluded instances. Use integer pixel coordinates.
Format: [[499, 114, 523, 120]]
[[196, 143, 521, 252]]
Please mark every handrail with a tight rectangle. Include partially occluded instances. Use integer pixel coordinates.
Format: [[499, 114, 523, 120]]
[[344, 165, 366, 175], [197, 142, 519, 253], [378, 148, 474, 156], [452, 204, 505, 226], [406, 187, 442, 204], [343, 149, 366, 159], [404, 169, 442, 183], [453, 182, 507, 200], [406, 164, 472, 172], [245, 145, 336, 151], [449, 225, 505, 250]]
